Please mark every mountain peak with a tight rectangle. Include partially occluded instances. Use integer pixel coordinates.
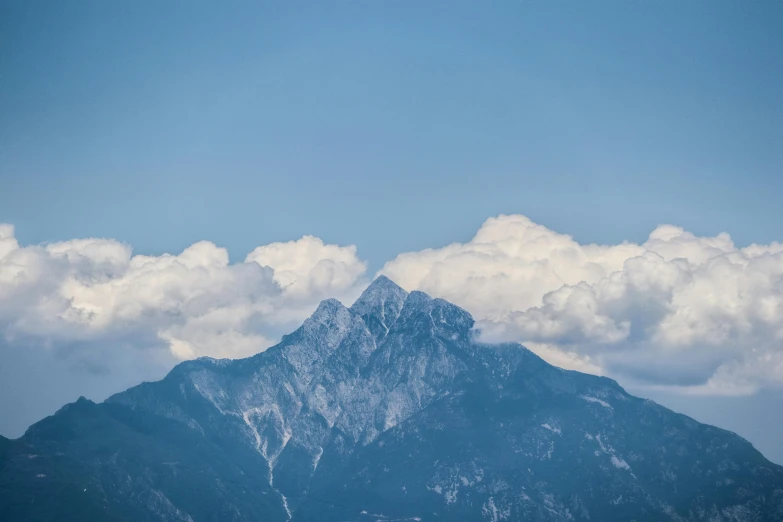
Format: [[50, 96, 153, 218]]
[[394, 290, 475, 340], [357, 275, 406, 299], [312, 297, 347, 316], [350, 276, 409, 343], [303, 297, 352, 335]]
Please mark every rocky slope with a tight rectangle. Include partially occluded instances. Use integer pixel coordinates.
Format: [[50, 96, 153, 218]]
[[2, 276, 782, 521]]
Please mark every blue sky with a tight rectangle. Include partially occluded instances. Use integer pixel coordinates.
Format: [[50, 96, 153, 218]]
[[2, 1, 782, 268], [2, 2, 783, 462]]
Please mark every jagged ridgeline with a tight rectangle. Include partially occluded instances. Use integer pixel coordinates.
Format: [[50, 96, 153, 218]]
[[2, 276, 782, 521]]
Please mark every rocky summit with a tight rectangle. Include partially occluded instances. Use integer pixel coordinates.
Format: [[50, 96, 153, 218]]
[[1, 276, 782, 521]]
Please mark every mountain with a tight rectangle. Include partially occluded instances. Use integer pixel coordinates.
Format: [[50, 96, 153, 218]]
[[2, 276, 782, 521]]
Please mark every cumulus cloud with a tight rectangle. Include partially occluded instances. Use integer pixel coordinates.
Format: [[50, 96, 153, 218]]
[[382, 214, 783, 395], [2, 212, 783, 436], [245, 235, 366, 302], [0, 226, 367, 365]]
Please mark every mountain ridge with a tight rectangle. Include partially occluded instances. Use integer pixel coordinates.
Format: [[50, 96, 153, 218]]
[[2, 276, 782, 521]]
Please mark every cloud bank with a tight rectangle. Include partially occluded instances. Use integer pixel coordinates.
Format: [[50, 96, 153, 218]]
[[382, 215, 783, 395], [0, 225, 366, 365], [2, 214, 783, 435]]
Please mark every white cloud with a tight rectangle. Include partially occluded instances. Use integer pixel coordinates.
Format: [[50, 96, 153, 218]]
[[2, 214, 783, 408], [245, 235, 366, 301], [0, 228, 367, 364], [382, 214, 783, 395]]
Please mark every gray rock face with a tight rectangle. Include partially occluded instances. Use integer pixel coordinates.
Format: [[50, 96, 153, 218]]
[[2, 277, 783, 521]]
